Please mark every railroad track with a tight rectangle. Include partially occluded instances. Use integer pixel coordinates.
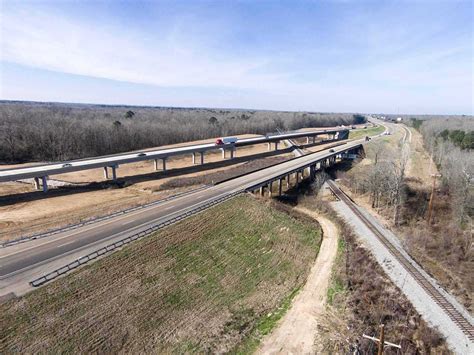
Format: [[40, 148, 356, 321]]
[[327, 180, 474, 342]]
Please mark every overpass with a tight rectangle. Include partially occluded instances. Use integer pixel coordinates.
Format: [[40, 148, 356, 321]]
[[0, 128, 349, 192], [0, 139, 362, 294]]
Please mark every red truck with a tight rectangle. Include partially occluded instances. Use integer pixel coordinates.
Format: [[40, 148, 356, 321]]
[[215, 137, 238, 145]]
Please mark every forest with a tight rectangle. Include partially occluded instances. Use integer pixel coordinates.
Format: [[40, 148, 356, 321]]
[[0, 101, 365, 163]]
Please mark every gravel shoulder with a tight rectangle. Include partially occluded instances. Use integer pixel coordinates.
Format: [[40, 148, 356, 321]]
[[257, 208, 338, 354]]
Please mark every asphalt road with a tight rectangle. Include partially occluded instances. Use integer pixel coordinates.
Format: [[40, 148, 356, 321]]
[[0, 139, 363, 291]]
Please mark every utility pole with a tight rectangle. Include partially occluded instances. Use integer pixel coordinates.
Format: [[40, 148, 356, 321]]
[[427, 173, 442, 225], [377, 324, 384, 355], [362, 324, 401, 354]]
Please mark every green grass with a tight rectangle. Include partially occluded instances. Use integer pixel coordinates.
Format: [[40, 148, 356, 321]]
[[349, 125, 385, 140], [1, 195, 321, 353]]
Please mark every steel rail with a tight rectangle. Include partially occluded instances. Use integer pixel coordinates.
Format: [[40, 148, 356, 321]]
[[327, 180, 474, 341]]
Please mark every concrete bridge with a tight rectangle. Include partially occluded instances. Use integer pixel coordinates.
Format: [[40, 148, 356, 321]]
[[0, 128, 349, 192]]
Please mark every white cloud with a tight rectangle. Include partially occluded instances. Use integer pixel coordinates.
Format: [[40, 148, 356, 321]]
[[1, 2, 472, 114], [1, 5, 283, 90]]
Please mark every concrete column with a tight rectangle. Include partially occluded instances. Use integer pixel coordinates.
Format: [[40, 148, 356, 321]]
[[221, 148, 226, 159], [34, 177, 40, 190], [267, 142, 271, 151], [41, 176, 48, 192], [200, 152, 204, 165], [278, 178, 283, 196], [268, 182, 273, 197], [286, 174, 290, 188], [162, 158, 167, 171], [274, 142, 279, 150], [230, 148, 234, 159], [192, 152, 196, 165], [103, 167, 109, 179], [154, 159, 159, 171], [260, 186, 265, 196], [306, 137, 310, 144], [312, 136, 316, 144], [296, 171, 300, 185], [111, 166, 117, 181]]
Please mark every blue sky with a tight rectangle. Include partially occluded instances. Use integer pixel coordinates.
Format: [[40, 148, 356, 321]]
[[1, 0, 472, 114]]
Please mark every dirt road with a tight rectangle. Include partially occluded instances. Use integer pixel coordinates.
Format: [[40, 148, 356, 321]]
[[257, 209, 338, 354]]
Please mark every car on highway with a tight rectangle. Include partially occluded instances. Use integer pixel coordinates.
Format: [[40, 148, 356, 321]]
[[137, 152, 147, 157], [329, 149, 335, 153], [62, 163, 72, 168], [215, 137, 238, 145]]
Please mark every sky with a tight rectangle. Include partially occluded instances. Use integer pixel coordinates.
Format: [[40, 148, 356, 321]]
[[0, 0, 472, 114]]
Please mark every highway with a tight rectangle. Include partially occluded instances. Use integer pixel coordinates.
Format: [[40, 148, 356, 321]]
[[0, 128, 348, 183], [0, 139, 363, 295]]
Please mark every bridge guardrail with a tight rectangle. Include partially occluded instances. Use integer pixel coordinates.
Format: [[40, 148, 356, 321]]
[[29, 191, 240, 287]]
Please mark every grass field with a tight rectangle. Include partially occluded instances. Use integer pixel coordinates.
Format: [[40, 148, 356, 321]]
[[0, 195, 321, 353], [349, 124, 385, 140]]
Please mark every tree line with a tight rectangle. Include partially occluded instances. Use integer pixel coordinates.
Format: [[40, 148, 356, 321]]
[[416, 117, 473, 224], [0, 101, 365, 163]]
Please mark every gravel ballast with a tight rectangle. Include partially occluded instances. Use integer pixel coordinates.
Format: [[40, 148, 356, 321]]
[[330, 194, 473, 354]]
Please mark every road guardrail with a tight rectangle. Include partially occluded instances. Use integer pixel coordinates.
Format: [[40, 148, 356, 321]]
[[29, 191, 240, 287]]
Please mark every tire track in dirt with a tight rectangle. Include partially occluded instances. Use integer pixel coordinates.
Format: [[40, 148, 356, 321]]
[[257, 209, 338, 354]]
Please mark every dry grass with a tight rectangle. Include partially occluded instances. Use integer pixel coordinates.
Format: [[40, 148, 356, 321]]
[[298, 193, 450, 354], [0, 195, 321, 353], [337, 126, 473, 313]]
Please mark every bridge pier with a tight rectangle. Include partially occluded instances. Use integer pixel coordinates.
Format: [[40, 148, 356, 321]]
[[41, 176, 48, 192], [34, 177, 40, 190], [274, 142, 279, 150], [296, 171, 300, 186], [192, 152, 204, 165], [286, 174, 290, 188], [104, 166, 118, 180], [268, 182, 273, 197], [154, 158, 167, 171], [312, 136, 316, 144], [260, 186, 265, 196], [278, 178, 283, 196], [306, 137, 310, 144], [267, 142, 271, 151], [221, 148, 235, 159]]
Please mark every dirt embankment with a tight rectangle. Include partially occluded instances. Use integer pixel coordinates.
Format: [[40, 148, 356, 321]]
[[0, 195, 322, 353], [257, 209, 338, 354]]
